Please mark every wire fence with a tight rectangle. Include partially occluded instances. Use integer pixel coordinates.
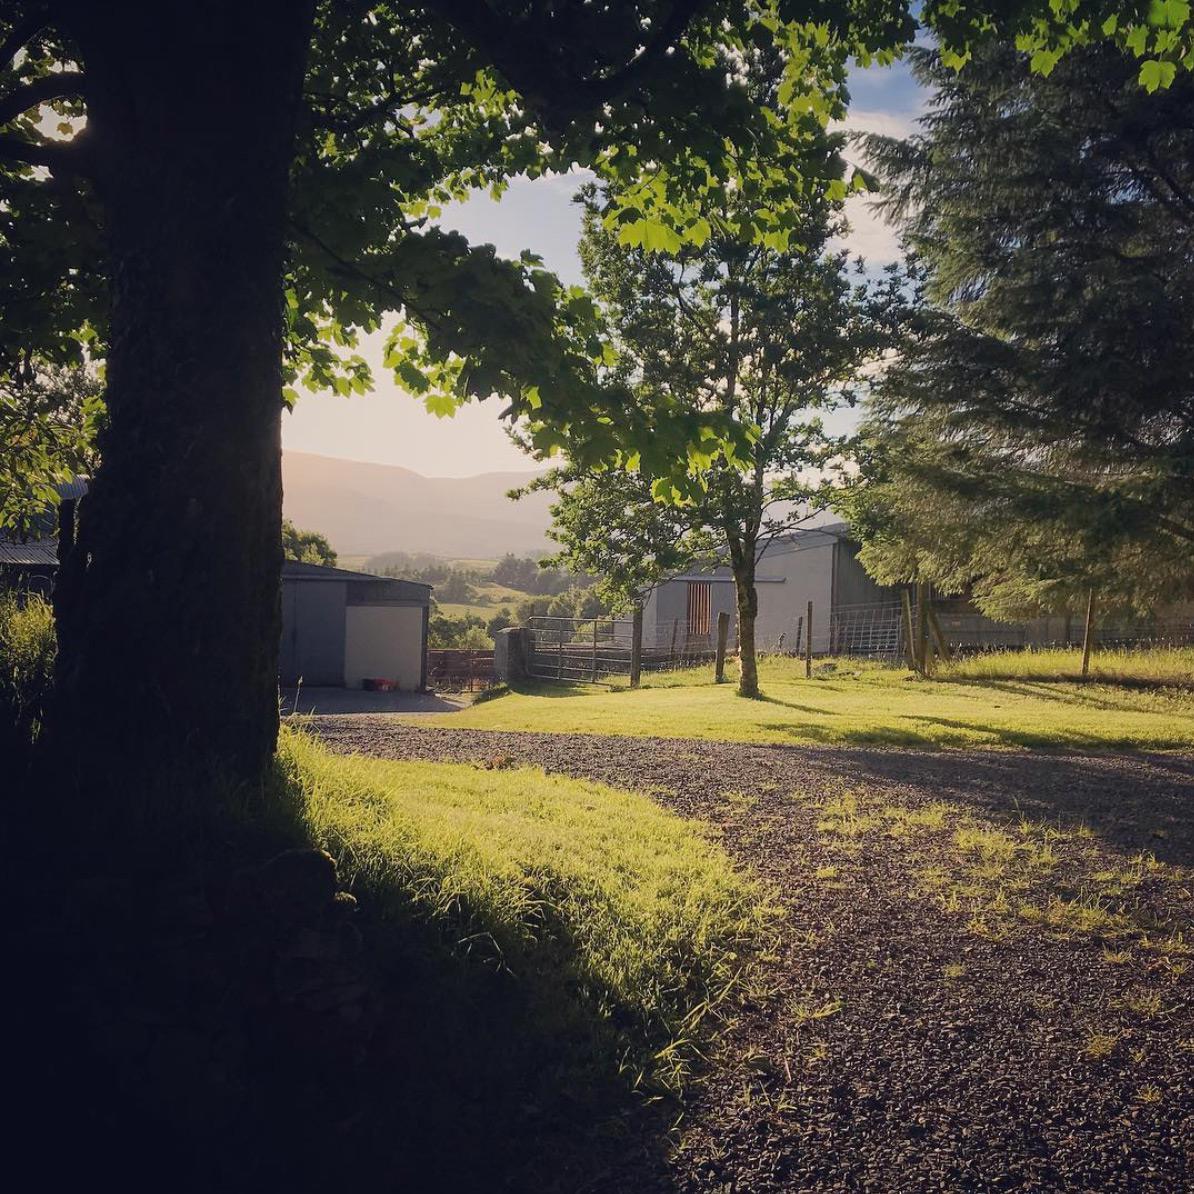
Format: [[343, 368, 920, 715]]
[[522, 602, 1194, 686], [426, 649, 495, 692], [826, 600, 1194, 662]]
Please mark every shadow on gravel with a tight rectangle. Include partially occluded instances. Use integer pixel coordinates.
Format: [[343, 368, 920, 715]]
[[798, 747, 1194, 867]]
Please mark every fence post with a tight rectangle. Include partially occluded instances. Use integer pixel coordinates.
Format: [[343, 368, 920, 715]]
[[557, 629, 564, 680], [670, 618, 679, 664], [901, 590, 917, 672], [927, 604, 953, 664], [915, 582, 932, 676], [591, 618, 599, 682], [715, 610, 730, 683], [1081, 587, 1096, 678], [805, 600, 813, 678], [630, 606, 643, 688]]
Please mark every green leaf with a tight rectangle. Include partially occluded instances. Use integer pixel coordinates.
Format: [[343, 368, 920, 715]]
[[1147, 0, 1190, 28], [423, 392, 458, 418], [1138, 58, 1177, 91]]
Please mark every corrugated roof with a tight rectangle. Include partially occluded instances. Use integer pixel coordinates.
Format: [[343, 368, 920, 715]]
[[282, 560, 432, 602], [0, 540, 59, 566]]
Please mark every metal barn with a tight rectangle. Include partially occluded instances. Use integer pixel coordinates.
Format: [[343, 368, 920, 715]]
[[279, 561, 431, 690], [642, 522, 896, 655]]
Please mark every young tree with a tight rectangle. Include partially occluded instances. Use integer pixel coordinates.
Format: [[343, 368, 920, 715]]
[[0, 3, 1177, 788], [519, 466, 712, 614], [849, 44, 1194, 613], [532, 189, 906, 697], [281, 519, 337, 567]]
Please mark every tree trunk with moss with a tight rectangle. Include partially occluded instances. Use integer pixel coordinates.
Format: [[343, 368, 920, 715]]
[[731, 542, 760, 699], [49, 1, 316, 791]]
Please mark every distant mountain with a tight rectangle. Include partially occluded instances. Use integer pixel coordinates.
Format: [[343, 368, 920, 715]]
[[281, 451, 553, 558]]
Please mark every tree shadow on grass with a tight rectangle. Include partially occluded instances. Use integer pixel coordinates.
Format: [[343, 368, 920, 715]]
[[9, 784, 676, 1194], [896, 713, 1162, 752], [939, 676, 1194, 713], [510, 679, 620, 699]]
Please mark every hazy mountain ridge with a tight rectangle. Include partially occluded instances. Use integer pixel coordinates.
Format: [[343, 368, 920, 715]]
[[282, 450, 553, 558]]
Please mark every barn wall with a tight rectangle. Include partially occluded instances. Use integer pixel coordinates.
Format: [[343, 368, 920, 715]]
[[755, 537, 835, 651], [279, 579, 347, 685], [344, 604, 425, 690], [833, 541, 899, 607]]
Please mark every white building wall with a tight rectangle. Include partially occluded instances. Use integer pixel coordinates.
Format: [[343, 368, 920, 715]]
[[343, 604, 425, 690], [753, 536, 836, 652]]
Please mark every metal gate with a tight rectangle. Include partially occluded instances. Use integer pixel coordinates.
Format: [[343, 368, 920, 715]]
[[525, 616, 636, 682], [525, 614, 723, 683]]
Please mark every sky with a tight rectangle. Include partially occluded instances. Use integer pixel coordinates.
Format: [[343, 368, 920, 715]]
[[280, 56, 928, 478]]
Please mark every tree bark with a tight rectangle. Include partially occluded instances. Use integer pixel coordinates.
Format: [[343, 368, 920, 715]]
[[733, 553, 760, 699], [49, 1, 316, 791]]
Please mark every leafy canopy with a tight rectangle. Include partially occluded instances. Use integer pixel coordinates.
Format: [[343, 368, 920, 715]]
[[3, 0, 1188, 481]]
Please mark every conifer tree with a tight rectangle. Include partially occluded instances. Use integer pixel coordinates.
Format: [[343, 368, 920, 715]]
[[850, 43, 1194, 618]]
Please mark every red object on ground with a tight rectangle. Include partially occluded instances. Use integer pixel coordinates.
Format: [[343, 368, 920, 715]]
[[362, 678, 396, 692]]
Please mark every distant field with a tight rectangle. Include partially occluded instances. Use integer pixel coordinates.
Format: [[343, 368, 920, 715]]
[[420, 654, 1194, 752]]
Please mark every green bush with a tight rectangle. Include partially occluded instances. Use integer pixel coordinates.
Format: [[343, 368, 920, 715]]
[[0, 591, 55, 750]]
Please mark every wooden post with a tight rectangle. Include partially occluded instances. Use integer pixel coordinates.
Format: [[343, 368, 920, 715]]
[[670, 617, 679, 664], [1081, 587, 1096, 678], [901, 589, 917, 672], [630, 606, 643, 688], [714, 610, 730, 683], [591, 618, 599, 682], [557, 629, 564, 679], [805, 600, 813, 678], [916, 582, 931, 676], [927, 605, 953, 664]]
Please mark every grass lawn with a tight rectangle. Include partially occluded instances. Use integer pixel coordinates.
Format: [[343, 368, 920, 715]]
[[422, 651, 1194, 751], [278, 728, 771, 1092]]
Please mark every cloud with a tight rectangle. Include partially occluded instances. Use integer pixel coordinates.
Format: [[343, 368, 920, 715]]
[[829, 109, 922, 267]]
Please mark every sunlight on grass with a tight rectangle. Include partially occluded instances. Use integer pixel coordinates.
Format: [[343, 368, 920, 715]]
[[277, 728, 775, 1092], [942, 646, 1194, 687], [421, 653, 1194, 751]]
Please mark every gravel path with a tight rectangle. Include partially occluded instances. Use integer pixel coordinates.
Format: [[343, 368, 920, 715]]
[[310, 718, 1194, 1192]]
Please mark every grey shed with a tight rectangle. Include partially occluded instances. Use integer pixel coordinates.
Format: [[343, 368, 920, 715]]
[[279, 561, 432, 689]]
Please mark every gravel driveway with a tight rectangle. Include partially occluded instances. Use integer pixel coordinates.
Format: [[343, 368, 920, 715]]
[[308, 718, 1194, 1192]]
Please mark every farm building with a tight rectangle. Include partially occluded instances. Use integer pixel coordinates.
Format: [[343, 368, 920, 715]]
[[0, 494, 433, 688], [642, 521, 897, 655], [280, 561, 432, 690], [0, 539, 60, 596], [642, 520, 1194, 658]]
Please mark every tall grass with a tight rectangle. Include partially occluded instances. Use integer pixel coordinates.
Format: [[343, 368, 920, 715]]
[[0, 591, 55, 751], [942, 645, 1194, 687], [277, 728, 774, 1092]]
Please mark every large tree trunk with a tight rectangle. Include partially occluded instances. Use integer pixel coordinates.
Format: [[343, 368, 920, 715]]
[[733, 556, 760, 699], [50, 1, 315, 791]]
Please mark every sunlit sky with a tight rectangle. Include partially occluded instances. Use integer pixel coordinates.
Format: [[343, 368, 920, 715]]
[[281, 57, 927, 477]]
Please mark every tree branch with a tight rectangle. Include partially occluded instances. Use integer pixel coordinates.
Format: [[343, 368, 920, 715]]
[[430, 0, 709, 117], [0, 129, 87, 173], [0, 69, 85, 127], [0, 7, 50, 70]]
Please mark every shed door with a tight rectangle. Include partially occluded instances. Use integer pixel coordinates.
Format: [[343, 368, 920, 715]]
[[686, 581, 711, 637], [278, 582, 300, 684], [279, 580, 347, 686]]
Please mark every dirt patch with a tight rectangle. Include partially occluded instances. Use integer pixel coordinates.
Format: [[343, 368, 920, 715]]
[[306, 719, 1194, 1192]]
